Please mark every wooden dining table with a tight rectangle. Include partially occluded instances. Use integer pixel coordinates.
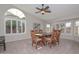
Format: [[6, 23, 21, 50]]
[[35, 33, 51, 45], [35, 33, 51, 38]]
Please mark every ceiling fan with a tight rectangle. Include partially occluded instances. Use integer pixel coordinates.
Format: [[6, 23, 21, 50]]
[[35, 4, 51, 15]]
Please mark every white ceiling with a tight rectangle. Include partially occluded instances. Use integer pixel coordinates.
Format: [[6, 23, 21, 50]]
[[14, 4, 79, 22]]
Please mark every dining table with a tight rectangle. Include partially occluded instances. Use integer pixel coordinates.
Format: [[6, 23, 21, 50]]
[[35, 32, 51, 37], [35, 32, 51, 46]]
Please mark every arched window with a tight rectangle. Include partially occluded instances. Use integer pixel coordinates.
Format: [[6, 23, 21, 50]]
[[5, 8, 26, 34]]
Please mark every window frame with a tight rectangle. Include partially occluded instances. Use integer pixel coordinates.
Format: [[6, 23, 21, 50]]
[[65, 22, 72, 34], [46, 24, 51, 33], [65, 22, 71, 28], [74, 20, 79, 36], [5, 18, 26, 35]]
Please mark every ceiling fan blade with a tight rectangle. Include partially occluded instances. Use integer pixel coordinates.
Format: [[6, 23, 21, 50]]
[[36, 7, 42, 10], [35, 11, 41, 13], [44, 6, 49, 10], [45, 10, 51, 13]]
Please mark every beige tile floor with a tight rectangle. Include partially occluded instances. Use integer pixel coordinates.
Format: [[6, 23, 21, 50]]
[[0, 39, 79, 54]]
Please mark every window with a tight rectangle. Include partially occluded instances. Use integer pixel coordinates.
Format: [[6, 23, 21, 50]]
[[18, 21, 21, 33], [5, 20, 26, 34], [75, 21, 79, 35], [12, 20, 16, 33], [5, 8, 26, 34], [22, 21, 25, 33], [33, 23, 41, 30], [6, 20, 11, 34], [60, 23, 65, 33], [46, 24, 50, 28], [66, 22, 71, 27], [6, 8, 25, 18], [76, 21, 79, 26], [46, 24, 51, 33], [56, 24, 60, 30], [65, 22, 71, 33]]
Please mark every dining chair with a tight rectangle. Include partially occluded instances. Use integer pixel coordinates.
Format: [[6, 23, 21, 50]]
[[31, 30, 43, 49], [49, 30, 57, 48], [56, 30, 62, 45], [45, 29, 61, 48], [0, 36, 6, 51]]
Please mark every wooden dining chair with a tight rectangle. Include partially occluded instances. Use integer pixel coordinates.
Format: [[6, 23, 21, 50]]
[[31, 30, 43, 49], [45, 29, 61, 48], [55, 30, 62, 45], [49, 30, 58, 47], [44, 30, 56, 48]]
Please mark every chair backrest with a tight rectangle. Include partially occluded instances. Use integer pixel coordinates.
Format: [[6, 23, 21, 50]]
[[51, 29, 61, 41], [51, 30, 57, 40], [31, 30, 37, 41], [0, 36, 5, 43], [0, 36, 5, 40], [31, 30, 35, 38], [56, 30, 61, 38]]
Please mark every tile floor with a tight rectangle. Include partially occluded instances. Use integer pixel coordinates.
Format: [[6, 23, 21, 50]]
[[0, 39, 79, 54]]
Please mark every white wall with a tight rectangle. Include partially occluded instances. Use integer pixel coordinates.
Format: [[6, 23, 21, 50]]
[[0, 4, 45, 42]]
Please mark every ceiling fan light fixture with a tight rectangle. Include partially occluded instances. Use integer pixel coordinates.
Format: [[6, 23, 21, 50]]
[[41, 11, 45, 15], [35, 4, 51, 15]]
